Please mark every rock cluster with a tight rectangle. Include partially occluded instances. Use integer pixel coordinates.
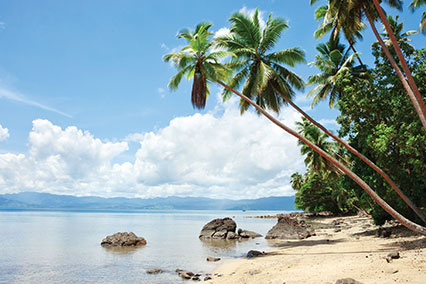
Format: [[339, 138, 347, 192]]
[[199, 218, 262, 240], [265, 216, 315, 240], [101, 232, 147, 247]]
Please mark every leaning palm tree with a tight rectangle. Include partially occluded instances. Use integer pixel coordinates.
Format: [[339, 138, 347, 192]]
[[311, 0, 426, 132], [164, 22, 426, 235], [218, 8, 426, 223], [410, 0, 426, 34], [376, 15, 418, 54]]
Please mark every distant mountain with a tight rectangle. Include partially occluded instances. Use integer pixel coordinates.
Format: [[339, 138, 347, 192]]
[[0, 192, 295, 211]]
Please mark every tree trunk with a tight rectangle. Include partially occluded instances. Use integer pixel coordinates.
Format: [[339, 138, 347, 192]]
[[363, 5, 426, 132], [273, 86, 426, 224], [372, 0, 426, 130], [217, 80, 426, 236]]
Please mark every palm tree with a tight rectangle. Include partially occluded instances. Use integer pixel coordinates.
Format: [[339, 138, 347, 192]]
[[311, 0, 426, 132], [215, 9, 306, 114], [297, 118, 336, 173], [164, 22, 426, 235], [163, 22, 230, 109], [410, 0, 426, 34], [376, 15, 418, 54], [290, 172, 304, 191], [218, 8, 426, 223], [306, 36, 366, 107]]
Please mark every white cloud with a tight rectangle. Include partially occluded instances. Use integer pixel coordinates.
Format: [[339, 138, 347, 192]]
[[0, 100, 305, 199], [214, 27, 231, 39], [0, 87, 71, 118], [0, 124, 9, 141]]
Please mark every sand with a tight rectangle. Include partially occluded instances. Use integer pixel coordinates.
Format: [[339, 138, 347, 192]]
[[205, 215, 426, 284]]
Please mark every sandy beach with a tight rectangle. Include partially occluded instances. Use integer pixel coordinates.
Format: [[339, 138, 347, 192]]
[[206, 215, 426, 284]]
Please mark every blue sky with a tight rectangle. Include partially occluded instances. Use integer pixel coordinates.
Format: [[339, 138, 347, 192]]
[[0, 0, 424, 198]]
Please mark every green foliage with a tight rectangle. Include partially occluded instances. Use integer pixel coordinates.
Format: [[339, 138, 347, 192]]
[[337, 47, 426, 224], [215, 8, 305, 114]]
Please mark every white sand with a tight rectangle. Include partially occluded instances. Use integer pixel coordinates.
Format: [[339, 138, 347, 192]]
[[206, 215, 425, 284]]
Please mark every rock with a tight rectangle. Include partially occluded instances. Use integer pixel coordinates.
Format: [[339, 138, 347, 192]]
[[335, 278, 364, 284], [238, 229, 263, 239], [265, 216, 315, 240], [206, 256, 221, 262], [199, 218, 236, 239], [226, 231, 239, 239], [146, 268, 165, 274], [176, 270, 194, 279], [204, 276, 212, 281], [247, 250, 265, 258], [101, 232, 146, 247], [192, 276, 200, 281], [387, 252, 400, 259], [334, 228, 342, 232]]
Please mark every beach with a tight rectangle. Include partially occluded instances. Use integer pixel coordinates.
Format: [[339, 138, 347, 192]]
[[206, 215, 426, 284]]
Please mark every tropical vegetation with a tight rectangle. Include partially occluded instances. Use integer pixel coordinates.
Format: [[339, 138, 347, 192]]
[[163, 4, 426, 235]]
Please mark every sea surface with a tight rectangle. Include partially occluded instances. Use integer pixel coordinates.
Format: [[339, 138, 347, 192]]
[[0, 209, 288, 284]]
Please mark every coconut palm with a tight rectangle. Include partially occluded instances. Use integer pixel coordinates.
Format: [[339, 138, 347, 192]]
[[164, 22, 426, 235], [163, 22, 230, 109], [218, 8, 426, 223], [306, 36, 366, 107], [310, 0, 426, 222], [215, 9, 306, 114], [410, 0, 426, 34], [290, 172, 304, 191], [296, 118, 336, 173], [311, 0, 426, 132]]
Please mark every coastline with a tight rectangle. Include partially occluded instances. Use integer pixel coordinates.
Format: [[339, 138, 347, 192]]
[[205, 215, 425, 284]]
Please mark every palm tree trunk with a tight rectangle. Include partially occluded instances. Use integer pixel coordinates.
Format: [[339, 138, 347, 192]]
[[372, 0, 426, 129], [348, 40, 364, 66], [217, 80, 426, 236], [273, 86, 426, 224], [363, 5, 426, 132]]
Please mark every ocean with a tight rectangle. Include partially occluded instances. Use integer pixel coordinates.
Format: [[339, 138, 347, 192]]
[[0, 209, 286, 284]]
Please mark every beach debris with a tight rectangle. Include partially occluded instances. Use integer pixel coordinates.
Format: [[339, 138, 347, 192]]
[[335, 278, 364, 284], [206, 256, 221, 262], [146, 268, 166, 274], [265, 216, 315, 240], [386, 251, 400, 263], [199, 218, 237, 239], [376, 227, 392, 238], [246, 250, 265, 258], [100, 232, 146, 247]]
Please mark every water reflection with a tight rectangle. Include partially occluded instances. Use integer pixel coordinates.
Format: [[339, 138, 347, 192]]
[[101, 245, 144, 255]]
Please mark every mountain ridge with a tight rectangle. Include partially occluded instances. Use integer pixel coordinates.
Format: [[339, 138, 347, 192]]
[[0, 192, 295, 211]]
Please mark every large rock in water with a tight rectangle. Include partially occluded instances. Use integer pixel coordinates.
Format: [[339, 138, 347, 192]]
[[265, 216, 314, 240], [199, 218, 237, 239], [101, 232, 147, 247]]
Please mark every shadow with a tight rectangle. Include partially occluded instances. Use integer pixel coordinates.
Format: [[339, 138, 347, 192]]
[[267, 238, 346, 248], [381, 237, 426, 251]]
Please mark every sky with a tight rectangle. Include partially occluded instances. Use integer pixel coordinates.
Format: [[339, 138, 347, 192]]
[[0, 0, 424, 199]]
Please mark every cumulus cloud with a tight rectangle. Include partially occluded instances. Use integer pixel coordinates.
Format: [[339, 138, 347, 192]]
[[0, 124, 9, 141], [0, 100, 305, 199]]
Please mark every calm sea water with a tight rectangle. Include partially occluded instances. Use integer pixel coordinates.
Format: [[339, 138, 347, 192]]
[[0, 210, 287, 284]]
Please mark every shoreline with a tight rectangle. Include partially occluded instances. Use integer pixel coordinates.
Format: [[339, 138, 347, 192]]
[[205, 215, 425, 284]]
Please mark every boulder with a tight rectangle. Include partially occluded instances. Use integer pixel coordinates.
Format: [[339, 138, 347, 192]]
[[238, 228, 262, 238], [246, 250, 265, 258], [199, 218, 236, 239], [101, 232, 146, 247], [265, 216, 314, 240]]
